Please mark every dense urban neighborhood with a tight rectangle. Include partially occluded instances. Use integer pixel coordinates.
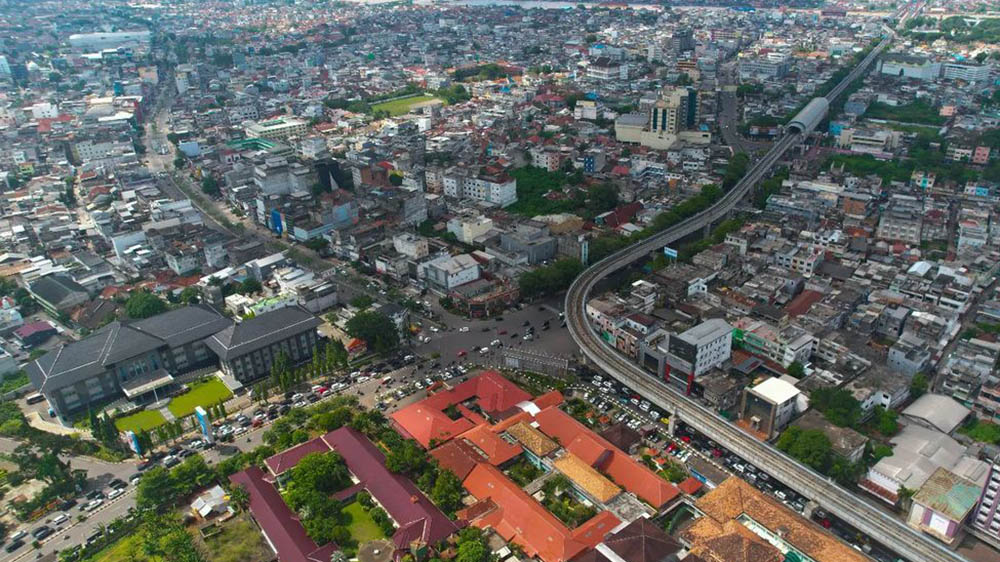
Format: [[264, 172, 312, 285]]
[[0, 0, 999, 561]]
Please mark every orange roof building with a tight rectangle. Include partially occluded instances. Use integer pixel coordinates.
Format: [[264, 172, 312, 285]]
[[534, 406, 680, 509], [391, 371, 533, 448], [683, 478, 868, 562], [460, 463, 620, 562]]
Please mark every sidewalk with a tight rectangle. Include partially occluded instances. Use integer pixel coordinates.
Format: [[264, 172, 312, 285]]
[[26, 411, 92, 439]]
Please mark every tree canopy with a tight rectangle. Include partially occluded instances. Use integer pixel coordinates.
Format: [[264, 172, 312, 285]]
[[345, 310, 399, 353], [125, 290, 168, 319]]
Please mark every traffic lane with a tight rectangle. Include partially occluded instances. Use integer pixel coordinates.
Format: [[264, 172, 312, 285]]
[[414, 307, 573, 361], [0, 488, 137, 562]]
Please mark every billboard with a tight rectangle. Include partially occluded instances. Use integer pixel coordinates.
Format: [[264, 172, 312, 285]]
[[126, 430, 142, 455], [194, 406, 213, 442], [664, 247, 678, 259]]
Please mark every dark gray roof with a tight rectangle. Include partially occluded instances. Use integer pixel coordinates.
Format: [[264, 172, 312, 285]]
[[206, 305, 320, 361], [26, 305, 231, 394], [28, 275, 87, 306], [131, 304, 232, 348]]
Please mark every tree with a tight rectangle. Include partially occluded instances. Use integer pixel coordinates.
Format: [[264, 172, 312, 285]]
[[431, 469, 463, 514], [874, 406, 899, 435], [178, 286, 200, 304], [777, 426, 832, 472], [385, 439, 427, 475], [201, 175, 220, 196], [239, 278, 262, 295], [456, 540, 490, 562], [350, 295, 374, 309], [125, 290, 168, 319], [137, 466, 175, 510], [810, 388, 862, 428], [787, 361, 805, 378], [345, 311, 399, 354], [910, 373, 929, 398]]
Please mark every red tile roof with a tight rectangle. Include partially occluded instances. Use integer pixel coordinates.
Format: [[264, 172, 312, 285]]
[[430, 439, 483, 481], [391, 371, 532, 448], [229, 466, 338, 562], [457, 424, 522, 466], [534, 407, 680, 509], [243, 427, 458, 561], [264, 436, 332, 476], [461, 463, 619, 562]]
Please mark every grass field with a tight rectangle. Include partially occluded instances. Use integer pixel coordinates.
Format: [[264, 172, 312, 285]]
[[167, 378, 233, 418], [115, 409, 167, 433], [343, 501, 385, 544], [371, 94, 441, 116], [196, 518, 273, 562]]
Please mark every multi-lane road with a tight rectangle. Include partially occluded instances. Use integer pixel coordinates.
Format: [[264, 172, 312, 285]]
[[564, 18, 969, 562]]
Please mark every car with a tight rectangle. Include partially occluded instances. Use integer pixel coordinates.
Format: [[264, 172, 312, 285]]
[[278, 405, 291, 415], [179, 448, 195, 458], [523, 333, 533, 341], [108, 488, 125, 500], [481, 326, 491, 332], [307, 394, 320, 403], [109, 479, 127, 490], [491, 339, 501, 347], [294, 400, 307, 408], [459, 326, 469, 332], [87, 490, 104, 501], [162, 455, 180, 468], [83, 499, 103, 512], [522, 320, 530, 327], [58, 499, 78, 511], [457, 350, 467, 357], [479, 347, 489, 354], [498, 329, 507, 335], [291, 393, 304, 402], [234, 425, 248, 436], [129, 473, 143, 484], [494, 316, 504, 322], [5, 539, 24, 553], [430, 326, 440, 332], [9, 530, 27, 543], [510, 332, 519, 339]]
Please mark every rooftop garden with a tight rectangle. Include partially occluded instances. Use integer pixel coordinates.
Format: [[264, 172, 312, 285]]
[[541, 474, 597, 529]]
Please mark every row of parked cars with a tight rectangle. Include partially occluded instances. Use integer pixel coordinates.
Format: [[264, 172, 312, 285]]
[[4, 478, 132, 553]]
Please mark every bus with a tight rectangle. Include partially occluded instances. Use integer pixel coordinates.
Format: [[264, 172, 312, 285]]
[[25, 393, 45, 405]]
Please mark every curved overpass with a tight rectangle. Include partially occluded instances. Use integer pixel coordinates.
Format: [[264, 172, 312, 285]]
[[564, 28, 968, 562]]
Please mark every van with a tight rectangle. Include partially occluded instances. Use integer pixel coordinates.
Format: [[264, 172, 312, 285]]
[[52, 513, 69, 526]]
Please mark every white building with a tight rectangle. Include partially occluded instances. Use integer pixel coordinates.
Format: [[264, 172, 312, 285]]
[[68, 31, 151, 51], [447, 215, 494, 244], [442, 169, 517, 207], [420, 254, 480, 292], [739, 377, 805, 438], [942, 62, 992, 83], [244, 117, 308, 142], [663, 319, 733, 393], [392, 233, 429, 260]]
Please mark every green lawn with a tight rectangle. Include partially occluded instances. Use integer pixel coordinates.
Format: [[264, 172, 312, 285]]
[[115, 409, 167, 433], [343, 501, 385, 543], [371, 94, 441, 116], [167, 378, 233, 418]]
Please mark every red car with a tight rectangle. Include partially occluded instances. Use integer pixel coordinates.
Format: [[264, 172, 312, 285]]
[[498, 329, 507, 335], [457, 350, 467, 357]]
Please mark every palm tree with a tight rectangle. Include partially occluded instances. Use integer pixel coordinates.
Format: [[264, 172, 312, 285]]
[[229, 484, 250, 512]]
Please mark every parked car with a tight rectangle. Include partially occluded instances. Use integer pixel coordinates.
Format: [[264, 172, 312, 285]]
[[83, 499, 103, 512], [109, 479, 127, 490], [108, 488, 125, 500]]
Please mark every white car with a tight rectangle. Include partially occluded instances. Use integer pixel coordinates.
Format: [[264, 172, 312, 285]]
[[459, 326, 470, 332], [234, 426, 248, 436], [83, 499, 104, 512], [430, 326, 440, 333], [108, 489, 125, 501]]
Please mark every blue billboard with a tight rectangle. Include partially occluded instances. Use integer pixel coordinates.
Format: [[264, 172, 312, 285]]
[[126, 430, 142, 455], [194, 406, 213, 442]]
